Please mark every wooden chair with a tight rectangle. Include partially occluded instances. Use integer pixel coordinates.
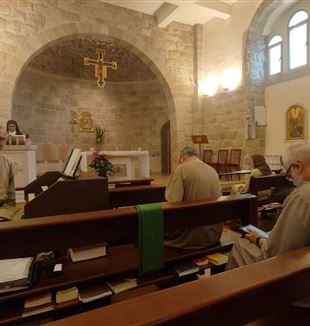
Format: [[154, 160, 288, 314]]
[[222, 149, 242, 179], [202, 149, 213, 164], [210, 149, 229, 173]]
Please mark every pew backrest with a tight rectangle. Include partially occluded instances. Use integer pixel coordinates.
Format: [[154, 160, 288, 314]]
[[0, 194, 257, 259], [249, 174, 294, 197]]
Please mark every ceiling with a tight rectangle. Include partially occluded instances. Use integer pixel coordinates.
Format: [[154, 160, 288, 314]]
[[29, 37, 156, 82], [29, 1, 238, 82], [101, 0, 236, 27]]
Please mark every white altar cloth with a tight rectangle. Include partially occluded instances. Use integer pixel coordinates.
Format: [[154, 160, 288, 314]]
[[81, 150, 150, 180]]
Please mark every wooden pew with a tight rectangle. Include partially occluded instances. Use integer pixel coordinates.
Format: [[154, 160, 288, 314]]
[[46, 246, 310, 326], [0, 194, 256, 324], [249, 174, 294, 198], [108, 184, 166, 208]]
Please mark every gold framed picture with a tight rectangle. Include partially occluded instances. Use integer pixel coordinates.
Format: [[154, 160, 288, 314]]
[[286, 105, 306, 141], [79, 111, 95, 131]]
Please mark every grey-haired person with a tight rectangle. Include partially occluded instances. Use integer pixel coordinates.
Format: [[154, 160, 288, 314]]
[[164, 145, 222, 249]]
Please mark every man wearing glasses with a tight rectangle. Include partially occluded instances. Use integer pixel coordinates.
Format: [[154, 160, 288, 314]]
[[0, 128, 15, 206], [226, 143, 310, 270]]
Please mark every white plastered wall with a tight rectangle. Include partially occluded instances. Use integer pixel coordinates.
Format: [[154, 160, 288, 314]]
[[203, 1, 261, 83], [265, 75, 310, 155]]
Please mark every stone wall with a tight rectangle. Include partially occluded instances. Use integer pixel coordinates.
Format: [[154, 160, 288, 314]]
[[0, 0, 199, 167], [12, 68, 168, 171]]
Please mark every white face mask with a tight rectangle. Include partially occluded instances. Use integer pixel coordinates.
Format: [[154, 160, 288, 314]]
[[291, 167, 305, 186]]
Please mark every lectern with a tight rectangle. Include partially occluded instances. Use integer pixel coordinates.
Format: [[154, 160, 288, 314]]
[[191, 135, 208, 158], [2, 144, 37, 188]]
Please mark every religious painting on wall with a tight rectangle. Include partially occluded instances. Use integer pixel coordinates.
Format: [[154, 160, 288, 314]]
[[286, 105, 306, 141], [79, 111, 95, 132]]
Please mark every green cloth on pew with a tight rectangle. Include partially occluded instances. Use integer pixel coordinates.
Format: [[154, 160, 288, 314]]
[[136, 203, 164, 276]]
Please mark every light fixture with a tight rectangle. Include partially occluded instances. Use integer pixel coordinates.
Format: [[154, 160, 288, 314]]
[[221, 67, 241, 91], [199, 75, 219, 96]]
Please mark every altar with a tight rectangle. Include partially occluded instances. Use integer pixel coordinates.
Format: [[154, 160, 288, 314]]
[[2, 144, 37, 188], [81, 150, 150, 181]]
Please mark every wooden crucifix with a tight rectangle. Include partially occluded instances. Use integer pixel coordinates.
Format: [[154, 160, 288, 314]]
[[84, 48, 117, 88]]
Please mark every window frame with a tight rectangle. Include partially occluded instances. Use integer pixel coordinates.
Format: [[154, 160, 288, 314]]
[[288, 10, 309, 71], [267, 35, 283, 76]]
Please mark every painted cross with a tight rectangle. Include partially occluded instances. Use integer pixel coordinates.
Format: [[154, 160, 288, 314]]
[[84, 48, 117, 88]]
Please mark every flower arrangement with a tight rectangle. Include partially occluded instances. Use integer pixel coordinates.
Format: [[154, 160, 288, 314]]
[[89, 151, 113, 177]]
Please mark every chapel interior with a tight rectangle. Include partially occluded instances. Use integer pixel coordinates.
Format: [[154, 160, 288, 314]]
[[1, 0, 310, 325]]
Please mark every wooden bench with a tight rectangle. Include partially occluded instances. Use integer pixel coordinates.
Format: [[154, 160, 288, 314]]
[[249, 174, 294, 199], [46, 246, 310, 326], [0, 194, 256, 324]]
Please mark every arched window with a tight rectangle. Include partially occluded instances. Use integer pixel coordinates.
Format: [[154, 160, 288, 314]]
[[288, 10, 308, 69], [268, 35, 282, 75]]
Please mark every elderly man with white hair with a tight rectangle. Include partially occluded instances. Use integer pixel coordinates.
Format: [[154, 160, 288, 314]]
[[226, 142, 310, 270], [0, 127, 15, 206], [164, 145, 222, 249]]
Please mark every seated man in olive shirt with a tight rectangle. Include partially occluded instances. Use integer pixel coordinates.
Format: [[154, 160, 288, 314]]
[[164, 146, 223, 249]]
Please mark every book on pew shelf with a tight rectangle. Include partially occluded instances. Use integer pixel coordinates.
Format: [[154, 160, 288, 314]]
[[106, 277, 137, 294], [79, 283, 112, 303], [24, 292, 52, 308], [239, 224, 269, 238], [0, 257, 38, 293], [56, 286, 79, 304], [174, 261, 199, 277], [22, 302, 55, 318], [68, 242, 107, 262], [206, 253, 228, 266], [193, 256, 210, 267]]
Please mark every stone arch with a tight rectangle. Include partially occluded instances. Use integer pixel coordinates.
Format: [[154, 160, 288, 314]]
[[244, 0, 285, 87], [0, 22, 176, 127]]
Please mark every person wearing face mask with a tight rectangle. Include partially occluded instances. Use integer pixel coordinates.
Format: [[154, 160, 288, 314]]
[[226, 143, 310, 270]]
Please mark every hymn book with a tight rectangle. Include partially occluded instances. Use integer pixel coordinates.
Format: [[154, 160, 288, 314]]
[[79, 283, 112, 303], [106, 277, 137, 294], [56, 286, 79, 304], [206, 253, 229, 266], [22, 302, 55, 318], [68, 243, 107, 262], [23, 292, 54, 318], [174, 261, 199, 277]]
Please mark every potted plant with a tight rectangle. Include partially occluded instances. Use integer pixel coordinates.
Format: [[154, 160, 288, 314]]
[[89, 151, 113, 177], [95, 125, 105, 144]]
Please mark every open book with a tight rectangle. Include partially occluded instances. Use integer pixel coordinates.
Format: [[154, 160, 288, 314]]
[[63, 148, 81, 177], [0, 257, 35, 293]]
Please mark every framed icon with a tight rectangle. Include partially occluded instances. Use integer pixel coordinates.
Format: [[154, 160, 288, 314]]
[[286, 105, 306, 141], [79, 111, 95, 131]]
